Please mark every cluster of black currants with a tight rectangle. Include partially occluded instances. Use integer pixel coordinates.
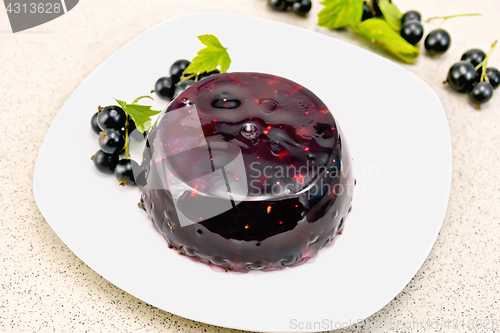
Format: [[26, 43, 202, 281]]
[[154, 59, 220, 101], [398, 10, 455, 56], [400, 12, 481, 56], [268, 0, 312, 16], [399, 9, 451, 56], [90, 106, 142, 185], [446, 45, 500, 109]]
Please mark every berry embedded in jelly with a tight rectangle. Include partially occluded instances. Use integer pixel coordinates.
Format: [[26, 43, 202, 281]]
[[140, 72, 354, 271]]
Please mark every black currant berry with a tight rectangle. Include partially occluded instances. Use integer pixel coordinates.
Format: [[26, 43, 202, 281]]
[[268, 0, 290, 11], [469, 81, 494, 105], [155, 77, 176, 100], [114, 159, 142, 186], [91, 112, 101, 134], [362, 2, 373, 21], [292, 0, 312, 15], [424, 29, 451, 56], [97, 105, 127, 130], [99, 129, 125, 154], [401, 21, 424, 45], [174, 80, 195, 98], [198, 69, 221, 81], [401, 10, 421, 25], [447, 61, 477, 92], [170, 59, 191, 84], [461, 49, 486, 67], [485, 67, 500, 89], [91, 149, 119, 174]]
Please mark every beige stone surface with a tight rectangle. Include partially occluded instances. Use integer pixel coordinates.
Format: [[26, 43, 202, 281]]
[[1, 0, 499, 332]]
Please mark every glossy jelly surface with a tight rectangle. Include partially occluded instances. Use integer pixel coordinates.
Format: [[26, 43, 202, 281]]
[[140, 72, 354, 271]]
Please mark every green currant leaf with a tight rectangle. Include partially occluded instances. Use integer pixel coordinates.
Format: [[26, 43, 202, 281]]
[[317, 0, 364, 30], [183, 34, 231, 76], [353, 18, 419, 63], [114, 98, 161, 133], [379, 0, 403, 31]]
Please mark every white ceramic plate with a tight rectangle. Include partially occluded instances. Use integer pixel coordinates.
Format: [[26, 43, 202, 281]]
[[33, 12, 451, 333]]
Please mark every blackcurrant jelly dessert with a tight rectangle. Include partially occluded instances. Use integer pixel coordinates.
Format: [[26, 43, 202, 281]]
[[140, 72, 354, 271]]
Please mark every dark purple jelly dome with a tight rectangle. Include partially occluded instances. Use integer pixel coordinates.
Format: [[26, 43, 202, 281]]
[[140, 72, 354, 271]]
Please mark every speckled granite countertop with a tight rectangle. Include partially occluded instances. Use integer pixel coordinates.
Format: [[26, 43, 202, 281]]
[[1, 0, 499, 332]]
